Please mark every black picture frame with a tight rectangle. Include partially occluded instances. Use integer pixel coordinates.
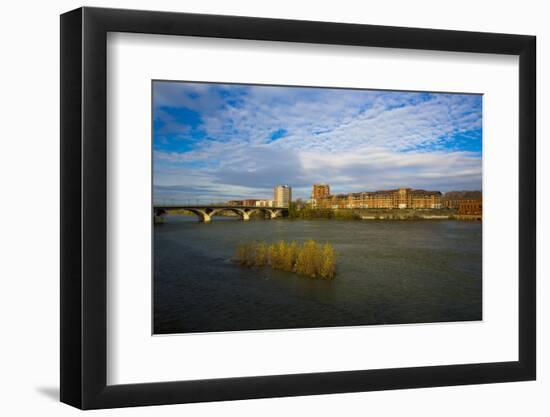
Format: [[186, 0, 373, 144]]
[[60, 6, 536, 410]]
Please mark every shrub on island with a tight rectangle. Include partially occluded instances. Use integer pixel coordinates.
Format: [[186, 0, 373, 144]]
[[234, 240, 336, 279]]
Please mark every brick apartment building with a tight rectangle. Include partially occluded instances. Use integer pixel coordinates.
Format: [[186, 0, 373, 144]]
[[442, 191, 482, 209], [311, 184, 331, 208], [458, 200, 482, 215], [315, 186, 442, 209]]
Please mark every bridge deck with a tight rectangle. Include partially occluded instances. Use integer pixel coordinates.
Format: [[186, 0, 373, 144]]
[[154, 205, 288, 210]]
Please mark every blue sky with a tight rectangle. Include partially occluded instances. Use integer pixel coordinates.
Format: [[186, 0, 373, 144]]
[[153, 81, 482, 202]]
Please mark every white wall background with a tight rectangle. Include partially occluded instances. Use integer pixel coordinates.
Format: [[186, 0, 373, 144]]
[[0, 0, 546, 415]]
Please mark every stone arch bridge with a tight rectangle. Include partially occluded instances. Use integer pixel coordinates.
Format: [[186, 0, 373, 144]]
[[154, 205, 288, 223]]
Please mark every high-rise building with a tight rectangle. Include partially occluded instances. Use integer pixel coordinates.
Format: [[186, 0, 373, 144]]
[[273, 185, 292, 208]]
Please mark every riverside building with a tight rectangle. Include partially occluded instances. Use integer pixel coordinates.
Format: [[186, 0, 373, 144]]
[[273, 185, 292, 208], [255, 199, 274, 207], [311, 184, 330, 207], [242, 199, 259, 206], [316, 187, 442, 209], [442, 191, 482, 209], [458, 200, 482, 215], [227, 200, 244, 206]]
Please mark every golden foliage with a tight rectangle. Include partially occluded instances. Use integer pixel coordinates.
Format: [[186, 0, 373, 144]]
[[235, 240, 336, 279]]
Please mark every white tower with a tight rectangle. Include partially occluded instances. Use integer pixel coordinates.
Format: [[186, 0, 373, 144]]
[[273, 185, 292, 208]]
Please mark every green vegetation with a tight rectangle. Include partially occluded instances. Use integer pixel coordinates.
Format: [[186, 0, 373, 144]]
[[287, 205, 458, 221], [234, 240, 336, 279], [165, 209, 195, 216], [288, 206, 361, 220]]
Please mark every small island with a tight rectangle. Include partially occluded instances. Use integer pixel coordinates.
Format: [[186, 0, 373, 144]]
[[234, 240, 336, 279]]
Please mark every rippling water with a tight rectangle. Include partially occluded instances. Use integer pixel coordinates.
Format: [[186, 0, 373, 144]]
[[154, 216, 482, 334]]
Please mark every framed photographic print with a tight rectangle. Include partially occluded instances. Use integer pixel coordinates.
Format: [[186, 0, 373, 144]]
[[60, 7, 536, 409]]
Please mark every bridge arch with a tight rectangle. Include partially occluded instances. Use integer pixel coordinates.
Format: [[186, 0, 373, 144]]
[[179, 207, 261, 222], [221, 207, 259, 221], [181, 208, 222, 223], [262, 208, 283, 219]]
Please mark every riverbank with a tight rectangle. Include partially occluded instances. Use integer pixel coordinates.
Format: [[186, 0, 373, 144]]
[[158, 207, 482, 222], [288, 207, 481, 221]]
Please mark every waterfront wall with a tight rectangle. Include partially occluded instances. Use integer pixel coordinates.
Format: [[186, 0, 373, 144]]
[[354, 208, 459, 220], [288, 207, 481, 221]]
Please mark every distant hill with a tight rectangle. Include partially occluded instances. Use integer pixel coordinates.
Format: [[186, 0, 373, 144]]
[[442, 191, 482, 201]]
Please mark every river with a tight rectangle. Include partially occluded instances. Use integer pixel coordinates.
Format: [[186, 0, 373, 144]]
[[154, 216, 482, 334]]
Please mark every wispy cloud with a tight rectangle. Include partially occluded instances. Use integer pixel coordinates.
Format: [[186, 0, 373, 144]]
[[153, 81, 482, 202]]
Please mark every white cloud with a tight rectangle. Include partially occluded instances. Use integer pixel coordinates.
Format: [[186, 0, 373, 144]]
[[153, 82, 482, 201]]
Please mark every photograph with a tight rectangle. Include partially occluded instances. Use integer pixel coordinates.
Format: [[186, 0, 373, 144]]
[[51, 3, 540, 411], [152, 80, 483, 334]]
